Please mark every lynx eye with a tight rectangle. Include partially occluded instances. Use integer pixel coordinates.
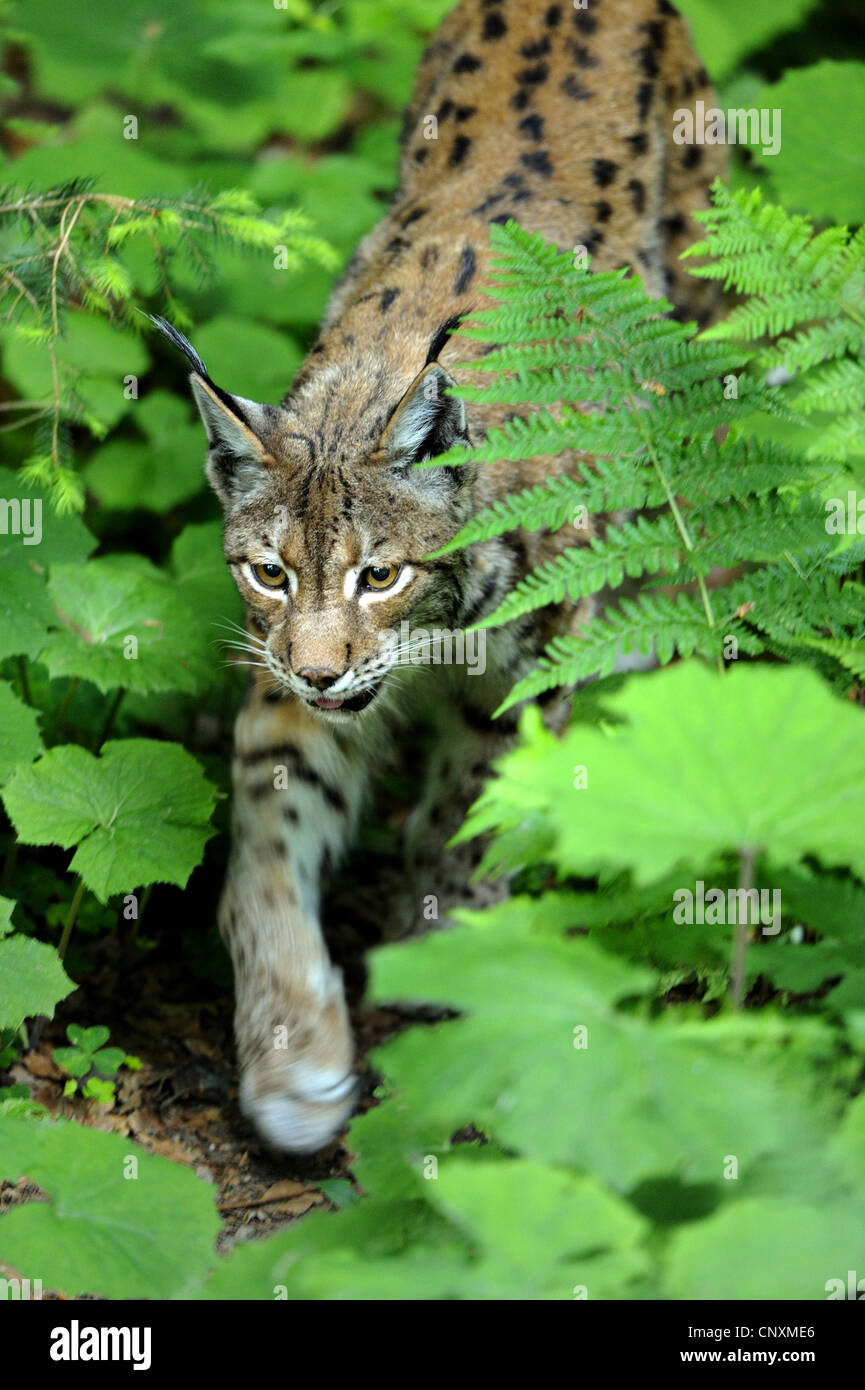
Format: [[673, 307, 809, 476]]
[[252, 562, 288, 590], [361, 564, 401, 592]]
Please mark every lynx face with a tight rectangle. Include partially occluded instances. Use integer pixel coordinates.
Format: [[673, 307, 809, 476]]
[[152, 320, 475, 721]]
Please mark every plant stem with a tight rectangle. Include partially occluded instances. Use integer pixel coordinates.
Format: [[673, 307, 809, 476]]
[[15, 655, 32, 706], [58, 877, 86, 960], [96, 688, 125, 749], [48, 677, 79, 743], [137, 882, 153, 924], [729, 846, 757, 1008]]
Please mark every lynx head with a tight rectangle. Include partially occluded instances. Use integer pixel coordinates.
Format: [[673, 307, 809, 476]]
[[152, 317, 476, 720]]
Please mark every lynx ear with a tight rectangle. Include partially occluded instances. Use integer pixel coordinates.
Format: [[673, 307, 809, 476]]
[[381, 362, 468, 464], [149, 315, 274, 504]]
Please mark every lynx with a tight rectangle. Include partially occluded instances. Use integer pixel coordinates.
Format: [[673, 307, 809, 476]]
[[155, 0, 724, 1152]]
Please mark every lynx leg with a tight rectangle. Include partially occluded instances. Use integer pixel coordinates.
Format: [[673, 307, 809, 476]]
[[220, 689, 368, 1153]]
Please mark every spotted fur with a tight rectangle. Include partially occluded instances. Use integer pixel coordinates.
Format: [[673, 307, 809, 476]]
[[167, 0, 725, 1153]]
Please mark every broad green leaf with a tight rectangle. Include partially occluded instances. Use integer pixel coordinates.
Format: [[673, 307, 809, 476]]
[[52, 1048, 92, 1079], [675, 0, 818, 83], [460, 664, 865, 886], [192, 317, 303, 403], [83, 390, 207, 511], [1, 310, 148, 435], [66, 1023, 109, 1053], [0, 897, 75, 1030], [2, 739, 218, 901], [0, 467, 96, 661], [750, 63, 865, 223], [0, 1115, 219, 1299], [428, 1158, 649, 1299], [0, 681, 43, 783], [369, 903, 832, 1194], [41, 556, 214, 694], [90, 1046, 126, 1073], [664, 1196, 865, 1299]]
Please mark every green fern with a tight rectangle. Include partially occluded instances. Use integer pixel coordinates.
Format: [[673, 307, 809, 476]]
[[428, 204, 864, 712], [685, 181, 865, 465]]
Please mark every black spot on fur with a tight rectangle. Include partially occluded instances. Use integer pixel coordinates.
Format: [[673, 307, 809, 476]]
[[420, 245, 439, 270], [436, 97, 454, 120], [636, 45, 660, 80], [453, 52, 482, 74], [567, 39, 599, 67], [682, 74, 695, 97], [627, 178, 646, 213], [682, 145, 702, 168], [662, 211, 687, 236], [502, 172, 525, 188], [510, 88, 530, 110], [573, 9, 598, 33], [518, 63, 550, 85], [642, 20, 667, 51], [636, 81, 653, 120], [545, 5, 562, 27], [471, 191, 505, 215], [449, 134, 471, 167], [400, 206, 428, 227], [520, 37, 551, 60], [512, 187, 534, 201], [489, 212, 512, 225], [454, 244, 477, 294], [456, 104, 476, 121], [560, 73, 591, 101], [521, 149, 553, 177], [658, 0, 677, 14], [380, 287, 400, 313], [518, 113, 545, 141], [482, 11, 507, 39], [583, 228, 603, 255], [414, 146, 428, 163], [628, 131, 649, 155], [385, 235, 411, 257], [592, 158, 618, 188], [595, 199, 613, 223]]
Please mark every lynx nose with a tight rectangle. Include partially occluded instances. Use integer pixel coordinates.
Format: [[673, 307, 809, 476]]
[[297, 666, 340, 690]]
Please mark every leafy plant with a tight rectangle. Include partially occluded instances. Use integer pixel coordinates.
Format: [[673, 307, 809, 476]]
[[429, 199, 864, 708], [1, 0, 863, 1308], [52, 1022, 141, 1102], [0, 182, 337, 510]]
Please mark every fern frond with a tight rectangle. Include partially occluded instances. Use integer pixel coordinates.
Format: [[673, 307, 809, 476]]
[[497, 593, 715, 712]]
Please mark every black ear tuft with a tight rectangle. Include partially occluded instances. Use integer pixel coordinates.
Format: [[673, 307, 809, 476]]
[[148, 314, 209, 380], [147, 312, 255, 429]]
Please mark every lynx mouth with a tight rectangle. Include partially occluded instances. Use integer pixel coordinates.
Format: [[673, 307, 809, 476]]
[[311, 687, 379, 714]]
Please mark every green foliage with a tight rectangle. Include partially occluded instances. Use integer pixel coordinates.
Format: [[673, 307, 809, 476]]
[[0, 1115, 220, 1298], [1, 0, 863, 1307], [432, 205, 864, 709], [686, 182, 865, 464], [190, 662, 865, 1301], [744, 62, 865, 224], [2, 739, 219, 901], [0, 896, 74, 1030], [674, 0, 819, 83], [0, 182, 337, 509], [457, 663, 865, 886]]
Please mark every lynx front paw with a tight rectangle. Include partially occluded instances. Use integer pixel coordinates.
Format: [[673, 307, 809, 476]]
[[236, 971, 357, 1153], [240, 1063, 357, 1154]]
